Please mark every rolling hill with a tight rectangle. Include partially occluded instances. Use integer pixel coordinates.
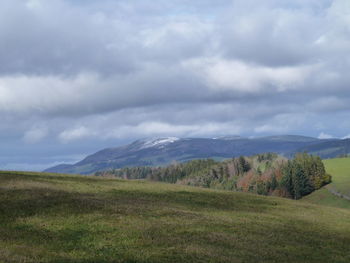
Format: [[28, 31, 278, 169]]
[[45, 135, 331, 174], [1, 170, 350, 262], [294, 138, 350, 158]]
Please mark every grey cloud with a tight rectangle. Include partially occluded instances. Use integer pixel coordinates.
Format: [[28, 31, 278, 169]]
[[0, 0, 136, 76], [0, 0, 349, 116], [217, 0, 331, 67], [0, 0, 350, 170]]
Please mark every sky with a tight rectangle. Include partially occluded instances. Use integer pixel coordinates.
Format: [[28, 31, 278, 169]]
[[1, 0, 350, 171]]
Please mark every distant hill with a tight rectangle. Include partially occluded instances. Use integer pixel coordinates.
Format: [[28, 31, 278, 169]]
[[44, 135, 332, 174], [293, 139, 350, 158]]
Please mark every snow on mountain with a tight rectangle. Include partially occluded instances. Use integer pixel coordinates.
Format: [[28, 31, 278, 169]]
[[45, 135, 335, 175], [140, 137, 180, 149]]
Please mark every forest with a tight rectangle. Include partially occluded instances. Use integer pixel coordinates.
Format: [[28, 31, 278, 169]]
[[95, 153, 332, 199]]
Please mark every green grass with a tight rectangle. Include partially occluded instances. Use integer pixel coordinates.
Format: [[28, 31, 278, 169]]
[[302, 187, 350, 209], [323, 158, 350, 195], [1, 171, 350, 262], [302, 158, 350, 209]]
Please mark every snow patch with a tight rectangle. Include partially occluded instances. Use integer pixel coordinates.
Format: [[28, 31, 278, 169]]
[[140, 137, 180, 149]]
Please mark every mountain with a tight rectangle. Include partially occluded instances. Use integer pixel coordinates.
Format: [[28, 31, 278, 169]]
[[294, 138, 350, 158], [44, 135, 332, 175]]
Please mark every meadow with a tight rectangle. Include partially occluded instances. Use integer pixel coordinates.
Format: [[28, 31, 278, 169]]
[[323, 158, 350, 196], [302, 158, 350, 209], [1, 170, 350, 262]]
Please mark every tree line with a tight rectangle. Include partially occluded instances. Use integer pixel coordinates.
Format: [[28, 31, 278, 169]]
[[95, 153, 331, 200]]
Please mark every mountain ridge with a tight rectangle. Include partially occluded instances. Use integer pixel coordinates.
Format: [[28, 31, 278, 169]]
[[44, 135, 339, 174]]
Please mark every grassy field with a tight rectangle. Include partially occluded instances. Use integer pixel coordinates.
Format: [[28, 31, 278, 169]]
[[302, 158, 350, 209], [323, 158, 350, 195], [1, 171, 350, 262]]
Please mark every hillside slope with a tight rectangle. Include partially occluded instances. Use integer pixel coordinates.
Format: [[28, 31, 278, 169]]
[[1, 171, 350, 262], [303, 158, 350, 209], [295, 139, 350, 158], [45, 135, 327, 174]]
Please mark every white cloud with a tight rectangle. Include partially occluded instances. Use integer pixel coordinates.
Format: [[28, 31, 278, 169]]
[[26, 0, 43, 10], [0, 73, 99, 115], [185, 57, 316, 93], [97, 121, 243, 140], [59, 126, 94, 143], [342, 134, 350, 139], [318, 132, 334, 139]]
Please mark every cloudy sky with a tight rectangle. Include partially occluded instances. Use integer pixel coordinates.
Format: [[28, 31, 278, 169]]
[[1, 0, 350, 170]]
